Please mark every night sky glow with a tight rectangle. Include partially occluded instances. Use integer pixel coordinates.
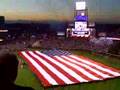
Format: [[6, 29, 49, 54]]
[[0, 0, 120, 23]]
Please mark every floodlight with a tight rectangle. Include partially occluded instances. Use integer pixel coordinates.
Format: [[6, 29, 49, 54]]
[[76, 1, 86, 10], [81, 12, 85, 16], [0, 39, 3, 42], [0, 30, 8, 32]]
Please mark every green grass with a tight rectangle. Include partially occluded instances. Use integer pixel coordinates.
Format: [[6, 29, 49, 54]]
[[16, 66, 44, 90], [15, 50, 120, 90]]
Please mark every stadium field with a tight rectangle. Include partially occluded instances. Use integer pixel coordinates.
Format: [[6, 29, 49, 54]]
[[16, 50, 120, 90]]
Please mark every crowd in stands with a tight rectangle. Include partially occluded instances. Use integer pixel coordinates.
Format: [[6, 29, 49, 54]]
[[0, 33, 115, 54]]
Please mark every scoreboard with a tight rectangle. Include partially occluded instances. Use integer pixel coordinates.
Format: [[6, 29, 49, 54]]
[[75, 1, 86, 10], [71, 1, 90, 38], [72, 22, 90, 37], [75, 22, 87, 30]]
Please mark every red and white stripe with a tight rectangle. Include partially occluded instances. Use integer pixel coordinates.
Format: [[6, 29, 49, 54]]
[[18, 51, 120, 87]]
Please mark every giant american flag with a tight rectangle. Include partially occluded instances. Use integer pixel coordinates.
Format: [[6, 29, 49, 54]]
[[18, 49, 120, 87]]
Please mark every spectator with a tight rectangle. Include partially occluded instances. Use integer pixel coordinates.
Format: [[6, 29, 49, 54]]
[[0, 51, 34, 90]]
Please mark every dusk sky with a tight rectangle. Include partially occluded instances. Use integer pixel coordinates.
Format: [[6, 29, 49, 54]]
[[0, 0, 120, 23]]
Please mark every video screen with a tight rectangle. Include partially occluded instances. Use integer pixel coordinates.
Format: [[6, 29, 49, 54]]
[[75, 22, 87, 31], [75, 1, 86, 10], [71, 22, 90, 37]]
